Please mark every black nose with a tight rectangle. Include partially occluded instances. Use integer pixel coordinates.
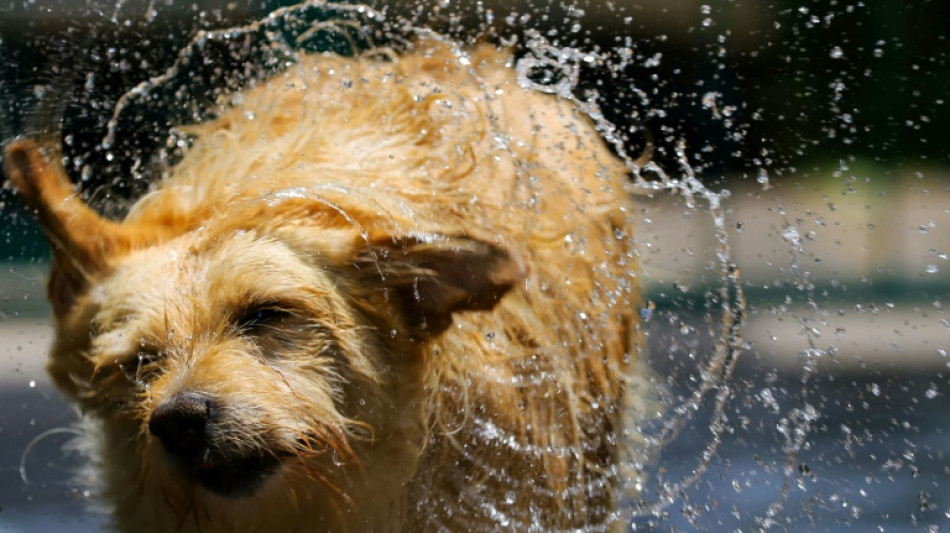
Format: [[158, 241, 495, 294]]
[[148, 392, 215, 462]]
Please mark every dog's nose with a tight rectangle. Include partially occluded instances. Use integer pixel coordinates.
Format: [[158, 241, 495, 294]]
[[149, 392, 215, 461]]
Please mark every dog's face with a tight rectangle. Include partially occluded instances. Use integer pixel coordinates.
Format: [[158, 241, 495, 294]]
[[89, 230, 377, 500], [4, 140, 524, 512]]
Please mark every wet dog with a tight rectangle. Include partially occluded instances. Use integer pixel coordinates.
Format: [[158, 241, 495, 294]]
[[5, 44, 645, 532]]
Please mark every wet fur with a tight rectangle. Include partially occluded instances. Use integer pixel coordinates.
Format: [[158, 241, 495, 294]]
[[5, 45, 647, 532]]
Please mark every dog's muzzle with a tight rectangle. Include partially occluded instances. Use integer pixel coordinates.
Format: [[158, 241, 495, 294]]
[[149, 391, 281, 498]]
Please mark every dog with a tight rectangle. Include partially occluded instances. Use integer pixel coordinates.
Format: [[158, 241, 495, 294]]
[[5, 43, 646, 532]]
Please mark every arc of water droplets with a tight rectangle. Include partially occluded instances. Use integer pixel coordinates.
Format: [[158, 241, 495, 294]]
[[101, 0, 386, 151], [635, 145, 747, 523], [20, 427, 85, 484], [757, 209, 827, 529], [515, 33, 748, 524]]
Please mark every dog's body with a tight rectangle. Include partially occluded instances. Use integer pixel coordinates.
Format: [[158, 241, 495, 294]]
[[6, 45, 644, 532]]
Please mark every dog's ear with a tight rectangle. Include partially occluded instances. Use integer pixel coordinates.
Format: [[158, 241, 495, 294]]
[[353, 235, 526, 338], [3, 139, 126, 316]]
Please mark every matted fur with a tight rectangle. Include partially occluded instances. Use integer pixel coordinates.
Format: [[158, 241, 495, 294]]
[[5, 44, 646, 532]]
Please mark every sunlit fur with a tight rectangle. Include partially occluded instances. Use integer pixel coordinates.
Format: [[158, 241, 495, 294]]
[[7, 44, 649, 532]]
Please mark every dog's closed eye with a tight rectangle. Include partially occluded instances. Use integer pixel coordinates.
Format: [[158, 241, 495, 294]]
[[235, 304, 297, 335], [232, 303, 337, 360], [119, 350, 162, 384]]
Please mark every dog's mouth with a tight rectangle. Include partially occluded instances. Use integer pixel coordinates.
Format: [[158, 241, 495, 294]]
[[188, 452, 283, 498], [165, 451, 283, 499]]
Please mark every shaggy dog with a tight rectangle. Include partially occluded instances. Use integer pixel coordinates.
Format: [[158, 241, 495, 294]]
[[5, 44, 644, 532]]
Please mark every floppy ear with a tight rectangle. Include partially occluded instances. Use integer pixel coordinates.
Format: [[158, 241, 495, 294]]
[[353, 235, 526, 338], [3, 139, 126, 316]]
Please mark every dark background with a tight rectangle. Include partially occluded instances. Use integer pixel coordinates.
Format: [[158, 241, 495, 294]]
[[1, 0, 948, 199]]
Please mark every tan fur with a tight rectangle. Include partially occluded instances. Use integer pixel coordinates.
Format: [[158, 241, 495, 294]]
[[4, 44, 645, 532]]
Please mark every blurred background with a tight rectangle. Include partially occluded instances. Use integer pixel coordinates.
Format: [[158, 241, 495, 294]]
[[1, 0, 948, 531]]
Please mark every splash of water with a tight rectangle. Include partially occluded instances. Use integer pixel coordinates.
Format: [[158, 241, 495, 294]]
[[100, 1, 751, 528], [513, 29, 750, 525], [102, 0, 387, 150]]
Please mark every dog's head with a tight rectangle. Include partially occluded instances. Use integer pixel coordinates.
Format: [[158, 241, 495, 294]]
[[4, 140, 524, 510]]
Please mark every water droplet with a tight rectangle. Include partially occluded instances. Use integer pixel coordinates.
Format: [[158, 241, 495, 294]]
[[643, 52, 662, 68], [830, 46, 844, 59], [782, 226, 801, 246], [640, 305, 653, 321]]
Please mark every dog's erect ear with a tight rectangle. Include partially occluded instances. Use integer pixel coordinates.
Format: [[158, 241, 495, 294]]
[[3, 139, 125, 316], [353, 235, 526, 338]]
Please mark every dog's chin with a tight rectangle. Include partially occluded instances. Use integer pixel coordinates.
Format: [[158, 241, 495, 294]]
[[182, 453, 283, 499]]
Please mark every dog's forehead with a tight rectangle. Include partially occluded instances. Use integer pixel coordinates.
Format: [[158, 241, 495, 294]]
[[82, 227, 359, 372], [90, 230, 330, 329]]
